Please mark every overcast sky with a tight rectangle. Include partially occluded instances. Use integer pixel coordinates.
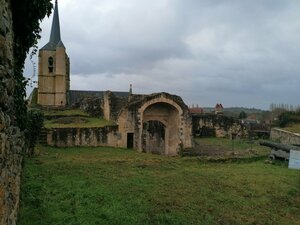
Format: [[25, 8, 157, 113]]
[[24, 0, 300, 109]]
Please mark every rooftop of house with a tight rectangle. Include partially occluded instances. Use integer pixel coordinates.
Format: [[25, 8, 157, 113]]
[[69, 90, 129, 106], [215, 103, 224, 109], [189, 107, 204, 114]]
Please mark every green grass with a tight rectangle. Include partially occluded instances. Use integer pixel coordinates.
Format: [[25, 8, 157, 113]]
[[283, 124, 300, 134], [43, 109, 89, 117], [19, 146, 300, 225], [191, 137, 270, 157], [44, 117, 116, 128], [196, 137, 262, 149]]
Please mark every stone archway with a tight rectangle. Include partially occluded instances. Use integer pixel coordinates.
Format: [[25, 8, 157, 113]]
[[117, 92, 192, 155], [140, 101, 181, 156]]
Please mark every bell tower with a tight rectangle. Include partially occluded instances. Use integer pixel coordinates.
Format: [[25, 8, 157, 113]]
[[38, 0, 70, 107]]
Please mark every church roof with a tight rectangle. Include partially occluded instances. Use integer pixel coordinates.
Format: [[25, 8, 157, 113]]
[[69, 90, 129, 106], [41, 0, 65, 50]]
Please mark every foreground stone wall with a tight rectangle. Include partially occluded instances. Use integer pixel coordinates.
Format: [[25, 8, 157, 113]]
[[270, 128, 300, 145], [0, 1, 25, 224], [46, 126, 119, 147]]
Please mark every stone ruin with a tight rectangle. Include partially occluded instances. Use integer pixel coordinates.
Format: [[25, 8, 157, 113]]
[[117, 92, 193, 156], [46, 91, 193, 156]]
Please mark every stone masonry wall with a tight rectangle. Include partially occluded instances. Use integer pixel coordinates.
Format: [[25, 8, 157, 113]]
[[192, 114, 247, 138], [46, 126, 119, 147], [0, 1, 25, 224], [270, 128, 300, 145]]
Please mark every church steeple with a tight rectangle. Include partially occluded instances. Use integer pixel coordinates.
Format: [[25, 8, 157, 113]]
[[38, 0, 70, 107], [41, 0, 65, 50]]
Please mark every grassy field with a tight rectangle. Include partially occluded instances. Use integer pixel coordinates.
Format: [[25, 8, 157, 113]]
[[189, 138, 269, 158], [283, 124, 300, 134], [44, 117, 116, 128], [41, 108, 116, 128], [43, 109, 89, 117], [18, 146, 300, 225]]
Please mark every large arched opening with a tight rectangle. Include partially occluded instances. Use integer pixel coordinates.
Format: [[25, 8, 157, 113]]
[[140, 102, 181, 155]]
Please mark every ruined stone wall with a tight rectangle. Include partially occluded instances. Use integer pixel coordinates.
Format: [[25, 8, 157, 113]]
[[192, 114, 247, 138], [0, 0, 25, 224], [103, 92, 111, 121], [270, 128, 300, 145], [103, 91, 128, 122], [79, 96, 103, 117], [118, 93, 193, 155], [46, 126, 119, 147], [117, 108, 138, 148]]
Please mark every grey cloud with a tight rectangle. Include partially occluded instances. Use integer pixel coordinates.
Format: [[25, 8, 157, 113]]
[[25, 0, 300, 109]]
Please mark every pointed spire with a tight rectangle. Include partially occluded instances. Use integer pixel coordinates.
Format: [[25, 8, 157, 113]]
[[41, 0, 65, 50], [49, 0, 62, 45], [129, 84, 132, 95]]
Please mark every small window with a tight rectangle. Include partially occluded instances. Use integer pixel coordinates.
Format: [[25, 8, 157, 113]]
[[48, 57, 54, 73]]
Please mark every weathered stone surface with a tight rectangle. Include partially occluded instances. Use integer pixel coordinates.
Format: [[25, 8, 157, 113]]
[[0, 1, 25, 224], [38, 47, 70, 106], [102, 91, 128, 121], [46, 126, 118, 147], [271, 128, 300, 145], [192, 114, 247, 138], [118, 92, 193, 156], [79, 96, 103, 117], [44, 92, 193, 156]]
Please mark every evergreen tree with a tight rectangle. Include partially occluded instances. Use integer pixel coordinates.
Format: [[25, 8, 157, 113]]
[[239, 111, 247, 119]]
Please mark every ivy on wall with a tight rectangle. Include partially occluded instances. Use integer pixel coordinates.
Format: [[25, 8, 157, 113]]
[[11, 0, 52, 130]]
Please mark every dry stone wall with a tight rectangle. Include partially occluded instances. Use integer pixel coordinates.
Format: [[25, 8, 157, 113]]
[[0, 0, 25, 224], [192, 114, 247, 138], [270, 128, 300, 145]]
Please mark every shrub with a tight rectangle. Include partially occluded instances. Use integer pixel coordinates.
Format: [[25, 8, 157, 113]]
[[278, 112, 290, 127], [25, 109, 44, 156], [239, 111, 247, 119], [277, 111, 300, 128]]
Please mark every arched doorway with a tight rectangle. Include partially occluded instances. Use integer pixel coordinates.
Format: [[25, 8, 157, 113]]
[[141, 102, 180, 155]]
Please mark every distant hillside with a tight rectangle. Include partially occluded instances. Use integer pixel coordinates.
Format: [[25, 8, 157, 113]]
[[224, 107, 266, 114], [202, 107, 270, 120], [224, 107, 269, 119], [203, 107, 266, 113]]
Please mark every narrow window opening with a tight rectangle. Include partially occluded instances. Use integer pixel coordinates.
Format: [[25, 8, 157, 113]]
[[48, 57, 54, 73]]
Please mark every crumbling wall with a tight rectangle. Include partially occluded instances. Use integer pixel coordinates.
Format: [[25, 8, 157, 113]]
[[103, 91, 128, 121], [118, 92, 193, 155], [0, 1, 25, 224], [271, 128, 300, 145], [142, 121, 165, 154], [46, 126, 119, 147], [192, 114, 247, 138], [79, 96, 103, 117]]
